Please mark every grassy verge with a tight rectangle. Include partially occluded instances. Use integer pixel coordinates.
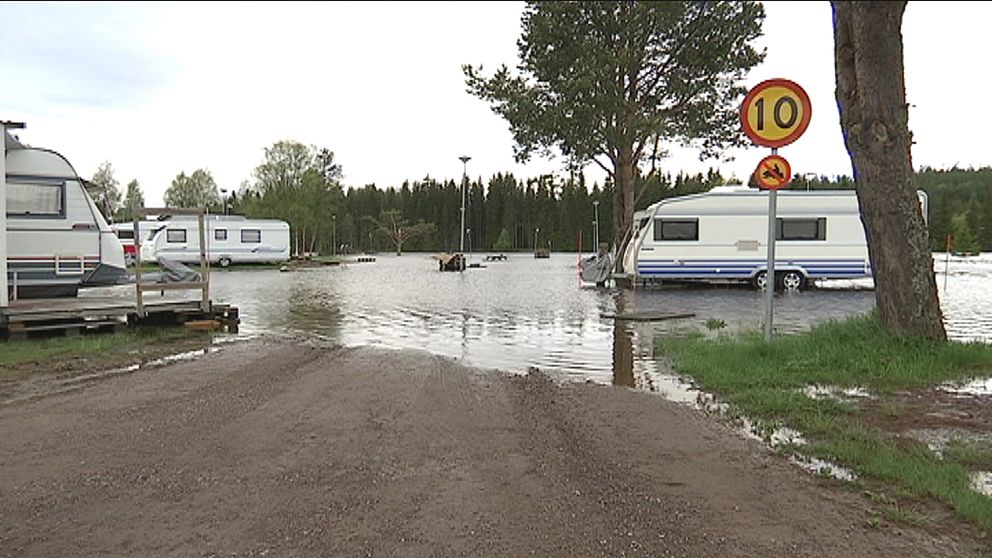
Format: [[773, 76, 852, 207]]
[[661, 313, 992, 531], [0, 327, 213, 383]]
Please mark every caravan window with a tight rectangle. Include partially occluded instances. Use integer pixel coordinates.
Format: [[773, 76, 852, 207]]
[[777, 218, 826, 241], [115, 229, 135, 240], [215, 229, 228, 241], [242, 229, 261, 243], [5, 182, 64, 218], [166, 229, 187, 243], [654, 219, 699, 241]]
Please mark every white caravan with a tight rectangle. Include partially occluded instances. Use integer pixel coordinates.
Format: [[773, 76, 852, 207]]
[[111, 220, 165, 265], [4, 131, 127, 298], [617, 186, 928, 291], [139, 215, 290, 267]]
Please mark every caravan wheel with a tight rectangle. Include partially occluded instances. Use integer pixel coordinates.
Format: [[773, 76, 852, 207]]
[[219, 257, 232, 268], [751, 271, 769, 291], [780, 271, 807, 292]]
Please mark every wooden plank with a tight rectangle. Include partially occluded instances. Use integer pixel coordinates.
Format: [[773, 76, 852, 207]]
[[600, 311, 696, 322]]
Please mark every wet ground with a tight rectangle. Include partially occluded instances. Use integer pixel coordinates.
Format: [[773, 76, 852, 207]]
[[0, 340, 981, 557]]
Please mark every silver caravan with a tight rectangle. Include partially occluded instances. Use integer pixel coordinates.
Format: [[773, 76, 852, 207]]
[[4, 131, 126, 297], [140, 215, 290, 267], [618, 186, 927, 291]]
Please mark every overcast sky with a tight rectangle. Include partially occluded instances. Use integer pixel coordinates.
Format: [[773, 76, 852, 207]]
[[1, 1, 989, 206]]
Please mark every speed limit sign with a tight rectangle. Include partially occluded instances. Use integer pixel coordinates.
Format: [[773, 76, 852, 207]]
[[740, 78, 812, 148]]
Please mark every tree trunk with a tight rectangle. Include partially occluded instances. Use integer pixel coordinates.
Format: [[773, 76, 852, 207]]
[[613, 146, 636, 251], [832, 1, 946, 340]]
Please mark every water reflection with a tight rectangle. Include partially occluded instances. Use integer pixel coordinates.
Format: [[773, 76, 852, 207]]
[[197, 253, 989, 387]]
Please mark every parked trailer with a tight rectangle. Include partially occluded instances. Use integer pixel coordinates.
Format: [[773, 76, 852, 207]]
[[111, 220, 164, 265], [4, 131, 126, 298], [139, 215, 290, 267], [617, 186, 928, 291]]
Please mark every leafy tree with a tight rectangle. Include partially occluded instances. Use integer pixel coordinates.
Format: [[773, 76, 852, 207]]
[[374, 210, 436, 256], [117, 179, 145, 222], [88, 161, 122, 221], [245, 141, 345, 255], [833, 1, 944, 339], [493, 227, 512, 251], [949, 214, 980, 255], [164, 169, 220, 209], [464, 1, 764, 253]]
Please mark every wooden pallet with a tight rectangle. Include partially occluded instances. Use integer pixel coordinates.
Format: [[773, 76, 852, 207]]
[[1, 297, 239, 339]]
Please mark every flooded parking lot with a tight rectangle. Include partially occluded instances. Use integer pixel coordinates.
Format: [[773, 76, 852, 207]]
[[196, 252, 991, 389]]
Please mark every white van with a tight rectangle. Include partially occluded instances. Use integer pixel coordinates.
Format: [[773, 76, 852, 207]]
[[617, 186, 927, 291], [4, 130, 126, 297], [139, 215, 290, 267]]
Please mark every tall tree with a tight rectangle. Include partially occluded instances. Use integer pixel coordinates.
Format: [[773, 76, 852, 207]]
[[164, 169, 221, 209], [464, 1, 764, 252], [832, 1, 945, 339], [374, 210, 436, 256], [117, 179, 145, 222], [88, 161, 122, 221], [246, 141, 346, 255]]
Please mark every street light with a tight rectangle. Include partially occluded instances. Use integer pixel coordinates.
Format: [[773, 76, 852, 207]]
[[534, 227, 540, 250], [220, 188, 229, 216], [458, 156, 471, 255], [332, 214, 337, 256], [592, 200, 600, 253]]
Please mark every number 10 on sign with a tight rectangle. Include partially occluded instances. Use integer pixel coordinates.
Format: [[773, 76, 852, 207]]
[[740, 79, 812, 149]]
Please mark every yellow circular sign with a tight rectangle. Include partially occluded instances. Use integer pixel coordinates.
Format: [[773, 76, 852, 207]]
[[740, 79, 812, 148]]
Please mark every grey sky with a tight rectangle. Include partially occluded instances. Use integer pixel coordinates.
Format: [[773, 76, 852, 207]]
[[1, 1, 989, 206]]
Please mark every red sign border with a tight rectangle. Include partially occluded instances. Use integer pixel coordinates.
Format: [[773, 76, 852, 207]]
[[754, 154, 792, 190], [740, 78, 812, 149]]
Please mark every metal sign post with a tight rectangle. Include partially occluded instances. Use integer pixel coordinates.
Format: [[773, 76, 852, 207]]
[[740, 78, 811, 342], [764, 157, 778, 342]]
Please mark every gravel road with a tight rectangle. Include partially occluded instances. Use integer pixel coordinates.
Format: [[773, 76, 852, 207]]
[[0, 340, 980, 557]]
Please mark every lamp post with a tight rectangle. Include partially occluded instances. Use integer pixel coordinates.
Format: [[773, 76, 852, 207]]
[[332, 215, 337, 256], [220, 188, 229, 215], [534, 227, 540, 251], [466, 228, 472, 256], [458, 156, 470, 254], [592, 200, 600, 253], [368, 231, 373, 254]]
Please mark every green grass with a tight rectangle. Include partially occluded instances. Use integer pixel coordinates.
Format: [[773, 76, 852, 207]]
[[661, 312, 992, 530], [945, 439, 992, 471], [0, 328, 207, 377]]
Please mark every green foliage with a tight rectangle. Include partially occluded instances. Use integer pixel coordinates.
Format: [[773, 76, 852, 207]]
[[164, 169, 220, 209], [493, 228, 512, 251], [241, 141, 346, 256], [88, 160, 122, 221], [116, 179, 145, 222], [464, 1, 765, 241], [950, 213, 981, 254]]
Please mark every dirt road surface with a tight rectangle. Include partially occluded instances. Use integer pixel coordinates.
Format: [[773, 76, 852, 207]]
[[0, 340, 981, 557]]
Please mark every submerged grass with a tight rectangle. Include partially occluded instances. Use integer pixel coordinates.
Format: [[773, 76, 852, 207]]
[[662, 312, 992, 530], [0, 328, 209, 379]]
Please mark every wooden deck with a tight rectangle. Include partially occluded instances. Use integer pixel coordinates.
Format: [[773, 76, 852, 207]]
[[1, 295, 239, 339]]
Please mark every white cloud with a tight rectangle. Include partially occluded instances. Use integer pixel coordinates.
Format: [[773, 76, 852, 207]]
[[2, 1, 990, 207]]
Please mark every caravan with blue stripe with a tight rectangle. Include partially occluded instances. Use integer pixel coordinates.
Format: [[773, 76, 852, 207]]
[[617, 186, 927, 291]]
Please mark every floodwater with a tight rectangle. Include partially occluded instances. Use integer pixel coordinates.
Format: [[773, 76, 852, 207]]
[[193, 252, 992, 391]]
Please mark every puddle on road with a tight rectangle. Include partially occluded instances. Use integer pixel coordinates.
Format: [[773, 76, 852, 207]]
[[803, 385, 873, 401], [972, 472, 992, 497], [940, 377, 992, 397]]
